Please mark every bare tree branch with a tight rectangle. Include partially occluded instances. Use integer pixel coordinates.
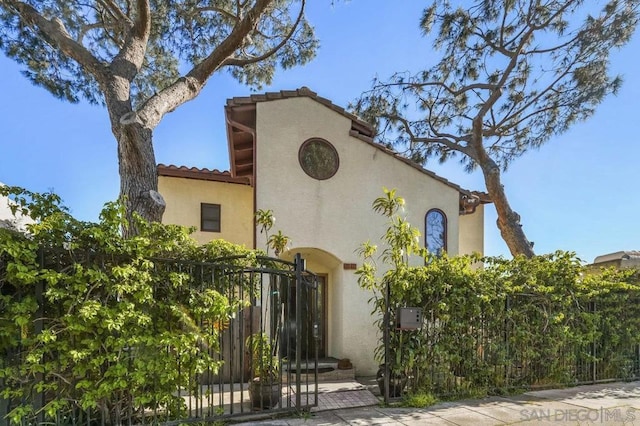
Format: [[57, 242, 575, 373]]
[[473, 29, 515, 57], [375, 80, 499, 98], [110, 0, 151, 82], [222, 0, 306, 67], [492, 57, 579, 132], [413, 136, 474, 157], [523, 33, 579, 54], [78, 22, 104, 44], [385, 110, 474, 158], [474, 1, 575, 122], [97, 0, 133, 28], [474, 43, 522, 120], [197, 6, 239, 22], [138, 0, 276, 128]]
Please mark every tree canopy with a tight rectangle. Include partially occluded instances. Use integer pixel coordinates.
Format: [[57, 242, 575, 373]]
[[354, 0, 638, 257], [0, 0, 318, 229]]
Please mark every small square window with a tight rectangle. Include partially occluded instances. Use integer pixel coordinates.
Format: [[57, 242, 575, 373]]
[[201, 203, 221, 232]]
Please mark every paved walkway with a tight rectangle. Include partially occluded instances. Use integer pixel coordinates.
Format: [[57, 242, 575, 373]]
[[235, 380, 640, 425]]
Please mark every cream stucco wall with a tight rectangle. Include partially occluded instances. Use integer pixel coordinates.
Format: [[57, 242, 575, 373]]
[[459, 204, 485, 256], [253, 97, 476, 375], [157, 95, 485, 376], [158, 176, 253, 247]]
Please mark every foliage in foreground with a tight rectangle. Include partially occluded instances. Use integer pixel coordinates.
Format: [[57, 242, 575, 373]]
[[0, 186, 258, 424], [357, 189, 640, 396], [400, 391, 438, 408]]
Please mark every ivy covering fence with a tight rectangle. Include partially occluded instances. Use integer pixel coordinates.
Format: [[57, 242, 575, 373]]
[[357, 189, 640, 397], [0, 187, 259, 424], [2, 185, 640, 423]]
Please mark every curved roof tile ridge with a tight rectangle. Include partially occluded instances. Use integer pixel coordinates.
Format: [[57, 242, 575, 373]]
[[157, 164, 249, 184], [227, 86, 374, 137], [158, 163, 231, 175]]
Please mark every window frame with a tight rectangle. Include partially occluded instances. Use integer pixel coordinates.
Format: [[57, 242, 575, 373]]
[[201, 203, 221, 232], [425, 208, 447, 255]]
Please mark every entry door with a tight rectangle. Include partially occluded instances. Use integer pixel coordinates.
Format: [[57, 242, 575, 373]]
[[300, 274, 326, 358], [279, 274, 327, 359], [314, 275, 327, 358]]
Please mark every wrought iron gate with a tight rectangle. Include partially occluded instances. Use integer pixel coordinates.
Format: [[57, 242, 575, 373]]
[[200, 252, 321, 420], [0, 251, 320, 425]]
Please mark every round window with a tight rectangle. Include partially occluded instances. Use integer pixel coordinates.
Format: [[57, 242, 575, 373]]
[[298, 138, 339, 180]]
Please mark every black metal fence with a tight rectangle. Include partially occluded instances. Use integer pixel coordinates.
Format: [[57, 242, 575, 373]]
[[383, 294, 640, 401], [1, 250, 319, 425]]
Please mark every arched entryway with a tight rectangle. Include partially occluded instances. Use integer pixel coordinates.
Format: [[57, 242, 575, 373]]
[[280, 247, 342, 360]]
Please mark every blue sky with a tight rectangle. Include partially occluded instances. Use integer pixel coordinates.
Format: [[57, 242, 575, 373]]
[[1, 1, 638, 263]]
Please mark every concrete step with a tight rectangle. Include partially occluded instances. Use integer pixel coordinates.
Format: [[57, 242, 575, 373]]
[[281, 358, 356, 383]]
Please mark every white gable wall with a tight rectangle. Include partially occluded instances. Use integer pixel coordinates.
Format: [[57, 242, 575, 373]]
[[459, 204, 485, 256], [255, 97, 461, 257], [255, 97, 467, 374]]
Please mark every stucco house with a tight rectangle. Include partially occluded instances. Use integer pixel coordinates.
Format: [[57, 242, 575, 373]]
[[157, 87, 490, 375]]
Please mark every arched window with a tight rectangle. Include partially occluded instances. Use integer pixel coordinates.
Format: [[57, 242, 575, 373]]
[[426, 209, 447, 254]]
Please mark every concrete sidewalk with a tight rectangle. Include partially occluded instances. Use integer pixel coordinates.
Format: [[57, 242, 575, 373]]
[[235, 381, 640, 425]]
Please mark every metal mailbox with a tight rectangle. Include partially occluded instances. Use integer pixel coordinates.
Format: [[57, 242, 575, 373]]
[[396, 307, 423, 330]]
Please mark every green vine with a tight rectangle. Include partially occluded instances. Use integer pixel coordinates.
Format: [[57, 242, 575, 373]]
[[357, 188, 640, 397], [0, 186, 257, 424]]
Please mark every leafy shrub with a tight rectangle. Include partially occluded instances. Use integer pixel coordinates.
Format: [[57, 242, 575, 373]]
[[401, 391, 438, 408], [0, 186, 257, 424], [357, 188, 640, 396]]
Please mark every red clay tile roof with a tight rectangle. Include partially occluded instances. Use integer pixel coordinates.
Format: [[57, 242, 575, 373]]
[[226, 86, 374, 138], [157, 164, 251, 185]]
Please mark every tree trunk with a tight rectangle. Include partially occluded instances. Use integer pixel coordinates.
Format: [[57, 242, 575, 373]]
[[116, 117, 165, 236], [476, 149, 535, 258]]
